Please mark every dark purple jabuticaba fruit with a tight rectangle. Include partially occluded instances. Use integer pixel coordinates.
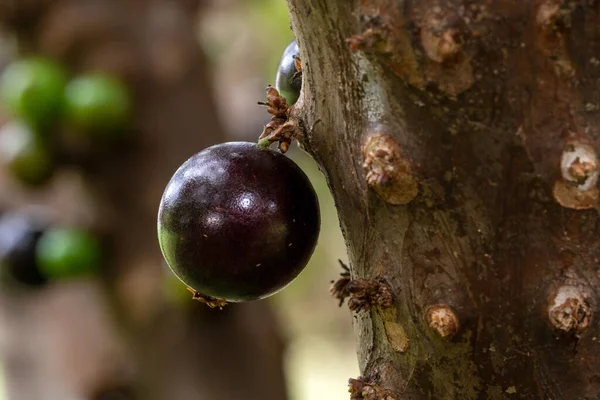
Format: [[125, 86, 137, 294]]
[[157, 142, 320, 302], [0, 211, 49, 287]]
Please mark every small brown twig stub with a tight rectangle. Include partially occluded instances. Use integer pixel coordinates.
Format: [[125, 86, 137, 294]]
[[330, 261, 393, 312], [257, 86, 300, 153], [348, 376, 398, 400]]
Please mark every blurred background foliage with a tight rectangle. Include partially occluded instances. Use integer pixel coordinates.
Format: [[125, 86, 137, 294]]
[[0, 0, 358, 399]]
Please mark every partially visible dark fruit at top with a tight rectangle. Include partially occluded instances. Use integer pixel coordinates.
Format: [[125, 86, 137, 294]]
[[0, 58, 66, 129], [0, 120, 54, 186], [36, 227, 103, 280], [64, 73, 132, 137], [0, 210, 49, 286], [275, 40, 302, 105], [157, 141, 320, 303]]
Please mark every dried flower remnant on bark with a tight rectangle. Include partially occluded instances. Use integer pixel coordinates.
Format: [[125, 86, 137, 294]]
[[426, 304, 460, 339], [553, 142, 599, 209], [330, 261, 393, 312], [548, 285, 591, 335], [362, 133, 418, 205], [346, 278, 393, 312], [348, 376, 398, 400], [257, 86, 299, 153], [330, 260, 351, 307]]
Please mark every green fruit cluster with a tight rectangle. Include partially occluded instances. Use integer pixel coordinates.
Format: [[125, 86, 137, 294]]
[[0, 57, 132, 186], [0, 210, 104, 288]]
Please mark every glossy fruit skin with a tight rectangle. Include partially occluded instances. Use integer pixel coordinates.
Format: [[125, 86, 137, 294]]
[[64, 73, 131, 136], [275, 40, 301, 105], [0, 58, 66, 129], [157, 142, 320, 302], [0, 121, 54, 186], [0, 211, 49, 286], [36, 228, 102, 280]]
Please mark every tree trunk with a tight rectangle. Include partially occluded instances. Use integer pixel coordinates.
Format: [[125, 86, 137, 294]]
[[0, 1, 288, 399], [287, 1, 600, 398]]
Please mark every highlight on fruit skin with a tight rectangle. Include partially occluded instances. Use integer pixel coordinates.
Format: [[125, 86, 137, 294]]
[[157, 141, 320, 305]]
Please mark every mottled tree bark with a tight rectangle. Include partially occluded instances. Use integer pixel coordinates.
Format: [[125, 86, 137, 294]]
[[287, 0, 600, 398], [0, 1, 288, 399]]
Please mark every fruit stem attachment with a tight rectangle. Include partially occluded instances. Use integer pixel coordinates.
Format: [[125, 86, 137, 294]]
[[257, 86, 300, 153], [257, 136, 273, 150], [186, 287, 228, 309]]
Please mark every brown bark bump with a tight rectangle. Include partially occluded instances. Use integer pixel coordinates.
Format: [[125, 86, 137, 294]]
[[421, 24, 461, 64], [548, 285, 592, 335], [560, 142, 599, 190], [425, 304, 460, 339], [348, 0, 424, 89], [362, 133, 418, 205], [417, 4, 473, 96], [553, 142, 599, 209], [348, 376, 398, 400]]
